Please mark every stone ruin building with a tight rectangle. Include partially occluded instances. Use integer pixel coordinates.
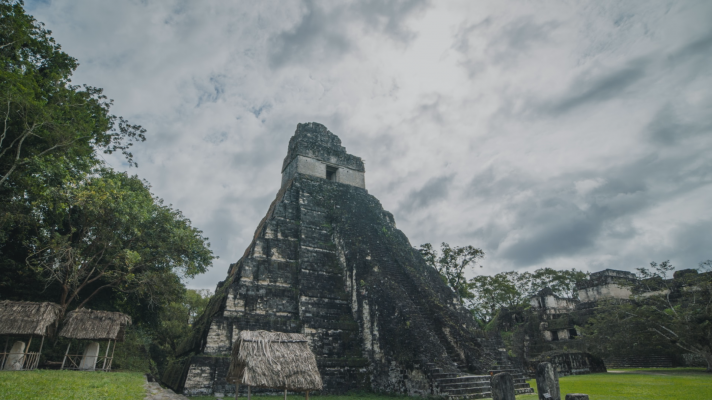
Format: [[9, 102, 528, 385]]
[[164, 122, 534, 398], [529, 269, 638, 343], [527, 268, 704, 370]]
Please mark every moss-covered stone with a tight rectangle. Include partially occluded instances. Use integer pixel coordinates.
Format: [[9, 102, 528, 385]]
[[172, 123, 509, 396]]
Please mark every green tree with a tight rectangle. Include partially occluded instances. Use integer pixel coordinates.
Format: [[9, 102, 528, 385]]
[[26, 169, 215, 316], [466, 268, 588, 324], [155, 289, 212, 356], [419, 242, 484, 303], [0, 0, 144, 188], [468, 271, 532, 323], [0, 0, 146, 298], [529, 267, 589, 299]]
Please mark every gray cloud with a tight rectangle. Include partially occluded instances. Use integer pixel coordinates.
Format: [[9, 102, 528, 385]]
[[269, 0, 428, 68], [466, 143, 712, 267], [647, 100, 712, 145], [23, 0, 712, 288], [398, 175, 454, 214], [453, 15, 560, 76], [671, 220, 712, 267], [541, 61, 647, 115]]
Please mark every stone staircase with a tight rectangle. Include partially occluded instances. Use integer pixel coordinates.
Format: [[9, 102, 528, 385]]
[[381, 256, 535, 398], [426, 363, 492, 399], [478, 336, 534, 396]]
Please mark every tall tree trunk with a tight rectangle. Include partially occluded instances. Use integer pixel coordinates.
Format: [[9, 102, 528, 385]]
[[703, 351, 712, 373]]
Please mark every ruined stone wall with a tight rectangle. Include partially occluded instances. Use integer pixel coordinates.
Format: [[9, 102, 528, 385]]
[[531, 351, 606, 377], [334, 165, 365, 188], [281, 155, 365, 189], [578, 283, 632, 302], [281, 155, 326, 186]]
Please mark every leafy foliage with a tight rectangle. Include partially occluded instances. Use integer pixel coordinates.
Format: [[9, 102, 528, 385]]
[[0, 2, 215, 379], [0, 0, 147, 301], [155, 289, 212, 356], [418, 242, 484, 303], [419, 241, 587, 323], [468, 271, 532, 323], [0, 0, 145, 189], [468, 268, 588, 324], [26, 169, 214, 315]]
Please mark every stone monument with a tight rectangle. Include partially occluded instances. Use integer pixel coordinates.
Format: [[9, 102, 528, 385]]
[[536, 362, 561, 400], [167, 123, 533, 397], [491, 372, 516, 400], [79, 342, 100, 370], [3, 341, 25, 370]]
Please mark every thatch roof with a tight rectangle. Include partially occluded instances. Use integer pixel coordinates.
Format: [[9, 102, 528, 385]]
[[227, 331, 323, 391], [0, 300, 62, 337], [59, 309, 132, 341]]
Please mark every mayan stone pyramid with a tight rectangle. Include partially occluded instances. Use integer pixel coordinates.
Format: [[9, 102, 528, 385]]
[[167, 123, 532, 397]]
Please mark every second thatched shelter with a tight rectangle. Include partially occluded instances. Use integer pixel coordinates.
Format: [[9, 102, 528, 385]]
[[58, 309, 132, 372], [59, 309, 132, 341], [227, 330, 322, 394]]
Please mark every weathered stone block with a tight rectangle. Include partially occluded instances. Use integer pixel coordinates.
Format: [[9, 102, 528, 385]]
[[491, 372, 516, 400], [536, 362, 561, 400], [565, 394, 589, 400]]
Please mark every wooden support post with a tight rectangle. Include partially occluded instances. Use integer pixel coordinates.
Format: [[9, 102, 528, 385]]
[[108, 339, 117, 371], [34, 336, 45, 370], [235, 384, 239, 399], [306, 390, 309, 400], [1, 337, 8, 370], [284, 388, 287, 400], [24, 336, 32, 370], [102, 340, 111, 371], [61, 343, 71, 370], [247, 385, 251, 400]]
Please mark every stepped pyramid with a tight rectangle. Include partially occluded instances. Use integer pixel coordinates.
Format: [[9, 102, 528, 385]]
[[167, 123, 533, 397]]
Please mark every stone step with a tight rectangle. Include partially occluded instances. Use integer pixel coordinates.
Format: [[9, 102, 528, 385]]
[[438, 381, 491, 390], [437, 375, 490, 383], [443, 386, 491, 395], [445, 394, 491, 400], [432, 373, 459, 379]]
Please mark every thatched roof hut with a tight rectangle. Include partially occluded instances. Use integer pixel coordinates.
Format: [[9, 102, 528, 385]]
[[227, 331, 322, 392], [59, 309, 132, 341], [0, 301, 62, 337]]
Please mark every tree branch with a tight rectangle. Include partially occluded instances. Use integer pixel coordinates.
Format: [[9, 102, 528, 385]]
[[0, 99, 10, 150]]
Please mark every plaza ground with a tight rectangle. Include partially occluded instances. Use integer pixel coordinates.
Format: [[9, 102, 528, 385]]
[[0, 368, 709, 400]]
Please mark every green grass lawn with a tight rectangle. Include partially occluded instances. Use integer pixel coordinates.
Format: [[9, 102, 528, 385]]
[[518, 368, 712, 400], [192, 368, 711, 400], [0, 369, 146, 400], [0, 368, 709, 400]]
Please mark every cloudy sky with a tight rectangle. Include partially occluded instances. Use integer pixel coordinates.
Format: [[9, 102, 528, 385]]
[[25, 0, 712, 289]]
